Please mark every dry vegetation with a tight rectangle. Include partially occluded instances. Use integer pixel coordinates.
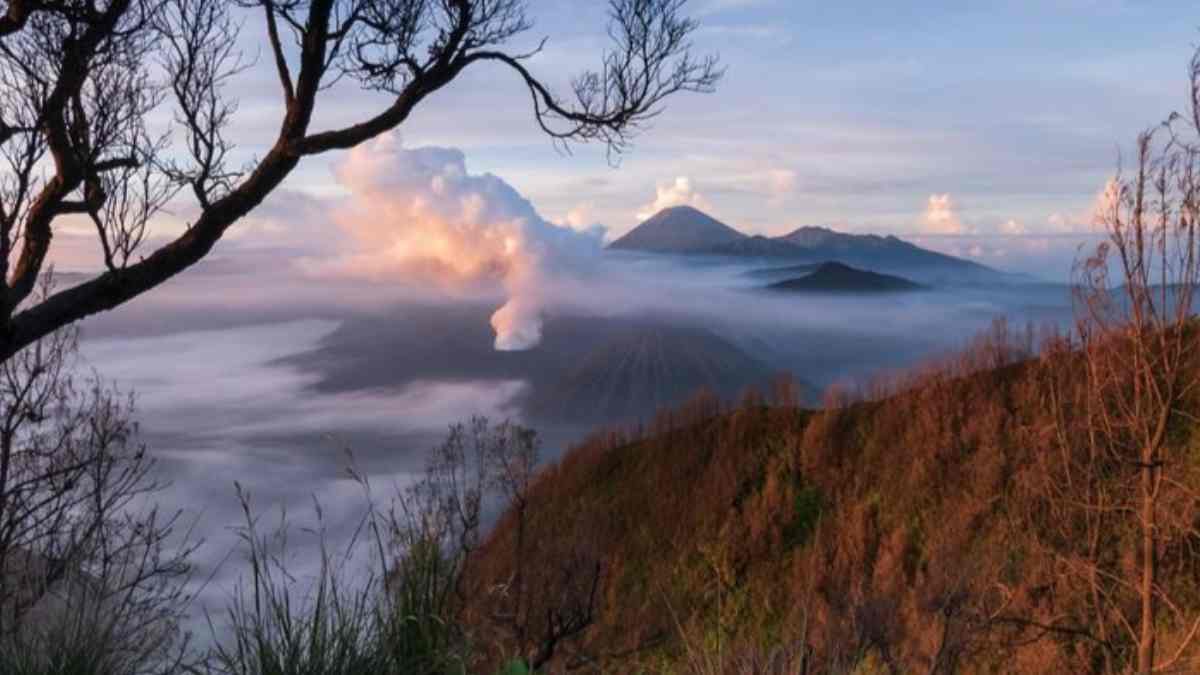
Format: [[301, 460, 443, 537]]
[[462, 321, 1200, 673]]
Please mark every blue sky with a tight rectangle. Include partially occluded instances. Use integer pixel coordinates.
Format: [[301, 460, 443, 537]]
[[165, 1, 1200, 278]]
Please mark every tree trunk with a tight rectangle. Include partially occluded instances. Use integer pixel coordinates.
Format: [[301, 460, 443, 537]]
[[1138, 454, 1157, 674]]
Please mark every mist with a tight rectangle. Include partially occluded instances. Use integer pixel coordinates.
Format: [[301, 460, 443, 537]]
[[62, 138, 1083, 650]]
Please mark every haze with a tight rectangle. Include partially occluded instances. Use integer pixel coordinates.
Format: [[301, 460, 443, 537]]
[[6, 0, 1200, 670]]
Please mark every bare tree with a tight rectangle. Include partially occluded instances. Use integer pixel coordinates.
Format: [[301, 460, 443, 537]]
[[388, 417, 603, 672], [0, 273, 196, 673], [478, 421, 603, 672], [1046, 45, 1200, 674], [0, 0, 722, 362]]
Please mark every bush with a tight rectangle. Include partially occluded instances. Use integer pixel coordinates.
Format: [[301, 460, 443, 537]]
[[782, 485, 822, 550]]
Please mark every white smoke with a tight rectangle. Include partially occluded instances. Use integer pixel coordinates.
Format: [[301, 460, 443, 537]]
[[322, 133, 604, 351]]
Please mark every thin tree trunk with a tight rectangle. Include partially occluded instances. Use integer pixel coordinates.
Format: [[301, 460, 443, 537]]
[[1138, 453, 1157, 674]]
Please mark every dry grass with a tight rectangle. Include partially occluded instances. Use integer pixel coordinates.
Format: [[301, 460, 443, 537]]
[[466, 321, 1200, 674]]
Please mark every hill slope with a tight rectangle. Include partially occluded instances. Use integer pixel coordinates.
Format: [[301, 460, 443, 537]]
[[467, 340, 1200, 673], [526, 323, 781, 425], [767, 261, 926, 293]]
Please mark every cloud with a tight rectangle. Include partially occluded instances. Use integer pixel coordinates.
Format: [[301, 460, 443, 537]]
[[313, 133, 604, 351], [694, 0, 777, 17], [636, 177, 713, 221], [563, 202, 603, 231], [82, 319, 528, 641], [920, 194, 970, 235], [913, 235, 1002, 261], [1047, 178, 1120, 234], [1046, 212, 1082, 233], [766, 168, 798, 203], [998, 218, 1027, 235]]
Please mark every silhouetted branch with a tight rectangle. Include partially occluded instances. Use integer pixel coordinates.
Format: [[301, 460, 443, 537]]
[[0, 0, 719, 362]]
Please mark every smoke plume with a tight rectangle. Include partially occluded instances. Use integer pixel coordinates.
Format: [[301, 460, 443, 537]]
[[326, 134, 603, 350]]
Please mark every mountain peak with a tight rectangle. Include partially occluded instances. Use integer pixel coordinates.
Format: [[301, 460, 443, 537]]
[[608, 206, 745, 254], [768, 261, 925, 293], [528, 321, 778, 425], [658, 204, 706, 216]]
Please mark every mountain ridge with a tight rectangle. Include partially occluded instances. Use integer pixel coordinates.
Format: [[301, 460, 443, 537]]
[[609, 206, 1003, 282]]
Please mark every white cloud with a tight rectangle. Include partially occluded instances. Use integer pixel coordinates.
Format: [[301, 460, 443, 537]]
[[920, 194, 971, 235], [1093, 176, 1121, 226], [767, 168, 798, 202], [1047, 178, 1120, 234], [563, 202, 600, 230], [1046, 212, 1081, 233], [636, 177, 713, 221], [998, 218, 1027, 235]]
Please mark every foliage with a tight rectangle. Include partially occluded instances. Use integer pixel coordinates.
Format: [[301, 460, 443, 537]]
[[196, 486, 416, 675], [466, 316, 1200, 673], [782, 484, 822, 550], [200, 417, 600, 675]]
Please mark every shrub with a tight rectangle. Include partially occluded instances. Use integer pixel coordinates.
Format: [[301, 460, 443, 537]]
[[782, 485, 822, 550]]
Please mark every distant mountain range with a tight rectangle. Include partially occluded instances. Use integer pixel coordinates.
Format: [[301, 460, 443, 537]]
[[609, 206, 1006, 283], [767, 261, 926, 294]]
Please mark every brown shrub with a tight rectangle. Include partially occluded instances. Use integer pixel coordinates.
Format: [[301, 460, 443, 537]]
[[464, 320, 1200, 673]]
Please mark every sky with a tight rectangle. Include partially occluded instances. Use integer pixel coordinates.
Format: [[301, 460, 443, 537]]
[[206, 0, 1199, 279], [49, 0, 1200, 283]]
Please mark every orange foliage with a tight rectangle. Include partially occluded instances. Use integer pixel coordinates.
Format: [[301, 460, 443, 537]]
[[464, 321, 1200, 673]]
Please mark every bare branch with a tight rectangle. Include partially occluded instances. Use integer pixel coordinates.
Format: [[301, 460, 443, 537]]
[[0, 0, 721, 361], [464, 0, 722, 158]]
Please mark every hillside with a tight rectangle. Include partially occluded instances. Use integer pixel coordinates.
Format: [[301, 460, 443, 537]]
[[766, 261, 925, 293], [525, 323, 785, 425], [465, 335, 1200, 673], [607, 206, 746, 253]]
